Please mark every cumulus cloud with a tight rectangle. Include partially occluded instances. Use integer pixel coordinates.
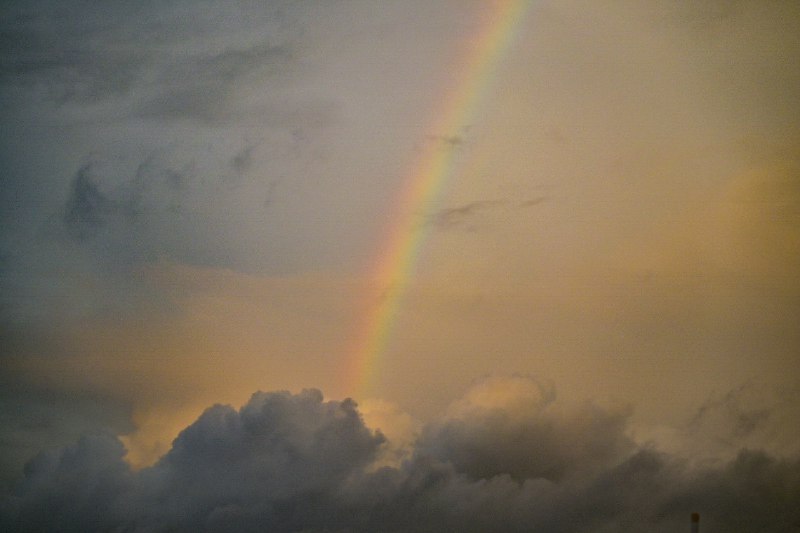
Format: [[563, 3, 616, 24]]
[[3, 389, 386, 532], [4, 434, 133, 533], [417, 376, 633, 482], [2, 379, 799, 532]]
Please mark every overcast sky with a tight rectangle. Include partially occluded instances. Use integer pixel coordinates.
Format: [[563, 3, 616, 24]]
[[1, 1, 799, 531]]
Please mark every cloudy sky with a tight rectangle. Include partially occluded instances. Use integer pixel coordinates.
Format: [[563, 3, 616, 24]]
[[1, 0, 799, 531]]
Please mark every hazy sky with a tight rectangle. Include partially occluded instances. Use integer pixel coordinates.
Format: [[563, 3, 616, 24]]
[[1, 1, 799, 531]]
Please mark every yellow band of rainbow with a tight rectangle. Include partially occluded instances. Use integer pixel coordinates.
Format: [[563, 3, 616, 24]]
[[345, 0, 534, 400]]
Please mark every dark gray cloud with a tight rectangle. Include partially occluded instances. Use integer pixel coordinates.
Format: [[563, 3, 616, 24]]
[[0, 1, 298, 112], [63, 164, 121, 241], [3, 434, 133, 533], [0, 384, 134, 495], [431, 198, 547, 231], [0, 45, 148, 104], [130, 390, 385, 532], [0, 1, 150, 104], [416, 400, 633, 483], [676, 383, 800, 460], [231, 144, 256, 175], [690, 384, 772, 441], [2, 389, 387, 532], [2, 385, 798, 532], [0, 0, 362, 308], [134, 44, 294, 124], [57, 155, 245, 268], [431, 200, 506, 231]]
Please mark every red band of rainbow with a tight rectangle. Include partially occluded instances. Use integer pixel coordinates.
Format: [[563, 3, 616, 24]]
[[345, 0, 534, 400]]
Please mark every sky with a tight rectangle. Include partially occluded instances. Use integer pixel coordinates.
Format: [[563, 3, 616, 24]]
[[0, 0, 799, 531]]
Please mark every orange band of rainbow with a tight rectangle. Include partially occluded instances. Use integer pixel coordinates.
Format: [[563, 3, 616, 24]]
[[345, 0, 534, 400]]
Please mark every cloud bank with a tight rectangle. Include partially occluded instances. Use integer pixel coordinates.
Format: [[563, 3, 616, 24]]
[[2, 378, 798, 533]]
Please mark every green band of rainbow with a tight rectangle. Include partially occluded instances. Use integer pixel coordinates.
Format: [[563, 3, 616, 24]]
[[345, 0, 533, 400]]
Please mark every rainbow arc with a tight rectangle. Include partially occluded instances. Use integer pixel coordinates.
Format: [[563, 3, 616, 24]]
[[345, 0, 534, 400]]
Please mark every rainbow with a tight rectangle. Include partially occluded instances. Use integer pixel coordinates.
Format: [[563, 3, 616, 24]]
[[345, 0, 533, 399]]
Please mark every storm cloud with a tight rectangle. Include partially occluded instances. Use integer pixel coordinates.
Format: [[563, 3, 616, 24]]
[[2, 380, 799, 532]]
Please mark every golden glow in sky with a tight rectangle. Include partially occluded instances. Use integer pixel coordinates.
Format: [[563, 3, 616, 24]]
[[1, 1, 799, 530]]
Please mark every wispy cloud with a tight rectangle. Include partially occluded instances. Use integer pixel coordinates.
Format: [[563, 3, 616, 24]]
[[431, 200, 506, 231]]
